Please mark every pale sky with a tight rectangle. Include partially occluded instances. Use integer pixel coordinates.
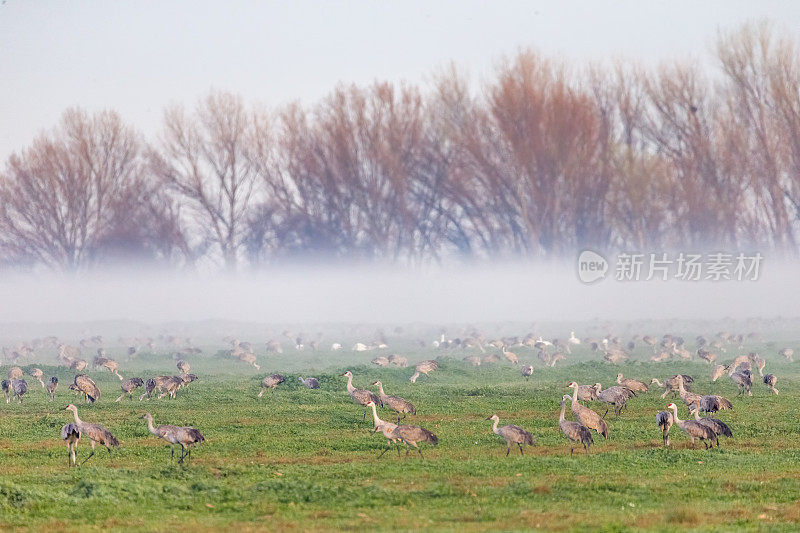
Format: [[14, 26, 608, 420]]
[[2, 1, 800, 162]]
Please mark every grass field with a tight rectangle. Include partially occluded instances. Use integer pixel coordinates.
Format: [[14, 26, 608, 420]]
[[1, 342, 800, 532]]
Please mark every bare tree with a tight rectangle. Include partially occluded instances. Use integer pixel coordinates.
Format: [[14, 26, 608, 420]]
[[150, 92, 259, 271]]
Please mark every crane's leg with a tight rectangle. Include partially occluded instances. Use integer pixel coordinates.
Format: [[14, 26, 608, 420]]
[[171, 446, 174, 460], [258, 388, 265, 398], [378, 444, 392, 458], [81, 447, 96, 465], [506, 444, 510, 457], [178, 444, 186, 464], [115, 393, 124, 402], [417, 448, 424, 459], [602, 407, 609, 418], [570, 445, 574, 456], [518, 443, 524, 456]]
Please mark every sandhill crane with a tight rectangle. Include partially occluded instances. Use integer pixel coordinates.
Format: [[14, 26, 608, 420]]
[[115, 378, 144, 402], [594, 383, 634, 417], [388, 354, 408, 367], [482, 353, 501, 364], [371, 357, 390, 367], [763, 373, 778, 395], [559, 395, 593, 455], [61, 422, 80, 467], [656, 410, 673, 446], [176, 360, 190, 374], [239, 351, 261, 370], [688, 406, 732, 447], [46, 376, 58, 400], [71, 374, 101, 403], [331, 342, 342, 351], [674, 375, 702, 407], [666, 403, 715, 449], [486, 414, 535, 456], [258, 374, 285, 397], [140, 375, 171, 401], [568, 331, 581, 345], [7, 366, 22, 380], [366, 400, 400, 457], [697, 349, 717, 364], [388, 424, 438, 458], [28, 368, 45, 388], [521, 365, 534, 380], [64, 404, 119, 464], [603, 348, 628, 364], [549, 353, 566, 367], [372, 380, 416, 423], [730, 368, 752, 396], [464, 355, 482, 366], [410, 360, 438, 383], [142, 413, 204, 463], [298, 376, 320, 389], [616, 374, 648, 393], [694, 394, 733, 415], [779, 347, 794, 362], [1, 379, 9, 403], [342, 371, 381, 421], [501, 346, 518, 365], [729, 355, 750, 374], [567, 383, 609, 439], [748, 352, 766, 377], [711, 364, 728, 382], [11, 379, 27, 403], [650, 349, 670, 362], [571, 383, 598, 402]]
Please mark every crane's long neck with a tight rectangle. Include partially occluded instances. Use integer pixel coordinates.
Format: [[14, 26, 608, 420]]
[[677, 379, 686, 393], [571, 386, 579, 404], [377, 383, 386, 397], [559, 401, 566, 422], [71, 410, 81, 425], [670, 406, 682, 423], [370, 403, 382, 427], [346, 375, 355, 393], [146, 417, 158, 435], [616, 376, 623, 384], [691, 410, 701, 421], [492, 418, 500, 434], [652, 378, 663, 387]]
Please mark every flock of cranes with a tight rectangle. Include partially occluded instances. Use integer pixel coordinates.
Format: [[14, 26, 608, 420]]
[[0, 327, 795, 468]]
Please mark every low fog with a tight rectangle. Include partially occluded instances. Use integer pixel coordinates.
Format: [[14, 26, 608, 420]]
[[0, 259, 797, 328]]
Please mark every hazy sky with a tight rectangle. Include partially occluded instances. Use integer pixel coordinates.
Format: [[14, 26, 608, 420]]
[[2, 1, 800, 162]]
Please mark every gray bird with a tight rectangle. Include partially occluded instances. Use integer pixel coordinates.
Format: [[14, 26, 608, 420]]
[[298, 376, 320, 389], [343, 371, 381, 421], [666, 403, 715, 449], [373, 380, 416, 423], [11, 379, 27, 403], [487, 414, 535, 456], [763, 373, 778, 395], [559, 395, 593, 455], [689, 407, 732, 447], [115, 378, 144, 402], [389, 424, 438, 458], [61, 423, 81, 467], [258, 374, 285, 397], [656, 410, 673, 446], [730, 369, 752, 396], [46, 376, 58, 401]]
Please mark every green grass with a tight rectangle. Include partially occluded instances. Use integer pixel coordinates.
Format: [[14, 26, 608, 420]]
[[2, 343, 800, 532]]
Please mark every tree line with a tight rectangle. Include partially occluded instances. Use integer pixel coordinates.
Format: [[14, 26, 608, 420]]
[[2, 22, 799, 271]]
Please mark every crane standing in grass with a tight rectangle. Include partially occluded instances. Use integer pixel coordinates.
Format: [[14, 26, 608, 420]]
[[342, 371, 381, 422], [656, 411, 673, 446], [46, 376, 58, 401], [689, 406, 732, 447], [559, 395, 593, 455], [258, 374, 285, 397], [666, 403, 715, 449], [389, 424, 438, 458], [486, 414, 535, 456], [61, 422, 81, 467], [372, 380, 416, 422], [64, 404, 119, 464], [141, 413, 205, 464], [763, 374, 779, 395], [567, 382, 609, 439], [365, 400, 400, 457], [116, 378, 145, 402]]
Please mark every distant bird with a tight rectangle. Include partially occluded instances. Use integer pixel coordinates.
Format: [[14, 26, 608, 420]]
[[142, 413, 204, 464], [568, 331, 581, 345], [656, 410, 673, 446], [373, 380, 416, 423], [298, 376, 320, 389], [711, 364, 729, 382], [549, 353, 566, 367], [388, 354, 408, 367], [689, 407, 732, 447], [176, 360, 190, 374], [371, 356, 390, 367], [594, 383, 634, 417], [616, 373, 648, 393], [572, 383, 598, 402], [748, 352, 766, 377], [730, 368, 753, 396], [342, 370, 381, 421], [64, 404, 119, 464], [697, 349, 717, 364], [410, 360, 438, 383], [521, 365, 534, 380], [11, 379, 27, 403], [666, 403, 715, 449], [559, 395, 593, 455], [567, 383, 609, 439], [486, 414, 535, 456], [7, 366, 22, 380], [115, 378, 144, 402], [140, 375, 171, 401], [61, 422, 81, 467], [46, 376, 58, 401], [501, 346, 518, 365], [482, 353, 501, 364], [71, 374, 101, 403], [464, 355, 482, 366], [258, 374, 285, 397], [1, 379, 9, 403], [388, 424, 438, 458], [779, 347, 794, 362], [763, 373, 779, 395], [28, 368, 45, 388]]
